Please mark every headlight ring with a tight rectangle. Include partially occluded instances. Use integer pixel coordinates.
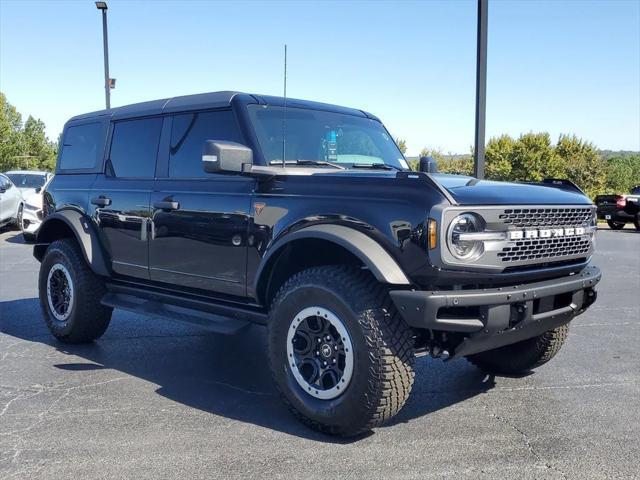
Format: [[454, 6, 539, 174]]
[[447, 213, 485, 261]]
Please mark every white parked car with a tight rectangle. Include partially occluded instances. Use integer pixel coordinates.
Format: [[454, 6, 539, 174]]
[[3, 170, 53, 240], [20, 174, 54, 241], [4, 170, 53, 200], [0, 173, 22, 229]]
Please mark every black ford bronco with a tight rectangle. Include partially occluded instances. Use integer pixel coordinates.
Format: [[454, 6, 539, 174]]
[[35, 92, 601, 436]]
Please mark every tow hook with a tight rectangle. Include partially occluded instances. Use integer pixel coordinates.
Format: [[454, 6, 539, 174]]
[[509, 302, 528, 327], [584, 288, 597, 309]]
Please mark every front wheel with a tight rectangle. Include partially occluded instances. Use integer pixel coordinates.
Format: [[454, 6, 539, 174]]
[[634, 214, 640, 231], [466, 325, 569, 375], [267, 266, 415, 436], [607, 219, 625, 230], [39, 238, 112, 343]]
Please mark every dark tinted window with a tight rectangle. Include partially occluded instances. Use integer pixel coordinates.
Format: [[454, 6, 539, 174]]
[[631, 186, 640, 195], [59, 123, 103, 170], [109, 118, 162, 178], [169, 110, 242, 178]]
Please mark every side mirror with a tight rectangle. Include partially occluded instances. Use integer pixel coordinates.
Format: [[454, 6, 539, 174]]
[[419, 156, 438, 173], [36, 187, 42, 194], [202, 140, 253, 174]]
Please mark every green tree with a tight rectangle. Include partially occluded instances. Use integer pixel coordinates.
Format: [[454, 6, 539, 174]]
[[395, 138, 407, 155], [0, 92, 57, 172], [510, 132, 563, 181], [555, 134, 606, 198], [0, 92, 24, 171], [605, 154, 640, 193], [485, 134, 515, 180], [23, 115, 57, 171]]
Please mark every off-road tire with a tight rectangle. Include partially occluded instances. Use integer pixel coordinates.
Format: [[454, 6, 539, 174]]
[[467, 324, 569, 375], [607, 219, 625, 230], [39, 238, 112, 343], [267, 266, 415, 436]]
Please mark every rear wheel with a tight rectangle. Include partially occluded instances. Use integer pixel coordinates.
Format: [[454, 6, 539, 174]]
[[267, 266, 415, 436], [467, 325, 569, 375], [39, 238, 112, 343], [607, 219, 625, 230]]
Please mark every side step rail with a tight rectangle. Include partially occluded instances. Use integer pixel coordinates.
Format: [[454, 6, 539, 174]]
[[101, 292, 256, 335]]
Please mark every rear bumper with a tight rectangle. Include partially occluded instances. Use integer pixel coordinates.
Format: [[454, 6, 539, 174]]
[[597, 207, 636, 222], [390, 266, 601, 358]]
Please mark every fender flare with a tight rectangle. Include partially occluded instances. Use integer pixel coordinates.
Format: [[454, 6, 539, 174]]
[[34, 210, 110, 277], [255, 224, 411, 294]]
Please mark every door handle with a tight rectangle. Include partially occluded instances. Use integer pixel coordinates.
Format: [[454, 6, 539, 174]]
[[153, 201, 180, 211], [91, 196, 112, 207]]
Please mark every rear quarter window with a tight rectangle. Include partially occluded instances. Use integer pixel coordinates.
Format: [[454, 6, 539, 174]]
[[59, 123, 104, 171]]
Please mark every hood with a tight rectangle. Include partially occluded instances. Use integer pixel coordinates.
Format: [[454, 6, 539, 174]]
[[17, 187, 37, 199], [432, 174, 591, 206]]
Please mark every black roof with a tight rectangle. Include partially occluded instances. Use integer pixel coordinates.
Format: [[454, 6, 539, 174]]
[[68, 91, 378, 123]]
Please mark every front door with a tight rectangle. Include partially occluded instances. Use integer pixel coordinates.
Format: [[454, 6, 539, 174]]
[[90, 116, 163, 279], [148, 110, 253, 297]]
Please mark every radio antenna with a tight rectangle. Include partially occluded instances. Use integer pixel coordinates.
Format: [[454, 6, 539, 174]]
[[282, 44, 287, 167]]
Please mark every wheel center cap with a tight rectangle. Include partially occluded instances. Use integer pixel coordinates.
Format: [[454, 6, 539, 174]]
[[320, 344, 332, 358]]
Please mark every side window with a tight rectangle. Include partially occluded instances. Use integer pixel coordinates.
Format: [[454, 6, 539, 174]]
[[169, 110, 242, 178], [108, 117, 162, 178], [59, 123, 102, 170]]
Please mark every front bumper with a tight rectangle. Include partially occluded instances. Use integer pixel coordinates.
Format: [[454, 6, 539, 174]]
[[390, 266, 601, 358], [21, 208, 43, 235]]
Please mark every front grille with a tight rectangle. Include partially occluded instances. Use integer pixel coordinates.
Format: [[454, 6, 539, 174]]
[[498, 207, 593, 229], [438, 204, 596, 271], [498, 236, 591, 263], [497, 207, 594, 264]]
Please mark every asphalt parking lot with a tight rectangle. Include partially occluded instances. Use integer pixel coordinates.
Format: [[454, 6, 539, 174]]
[[0, 226, 638, 479]]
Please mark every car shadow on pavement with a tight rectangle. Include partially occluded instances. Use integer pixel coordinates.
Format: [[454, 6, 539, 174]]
[[1, 230, 26, 243], [0, 297, 495, 442]]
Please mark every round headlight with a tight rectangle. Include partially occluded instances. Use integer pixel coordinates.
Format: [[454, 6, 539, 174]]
[[447, 213, 484, 260]]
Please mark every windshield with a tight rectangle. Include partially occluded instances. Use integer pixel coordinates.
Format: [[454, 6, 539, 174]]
[[247, 105, 408, 170], [6, 173, 47, 188]]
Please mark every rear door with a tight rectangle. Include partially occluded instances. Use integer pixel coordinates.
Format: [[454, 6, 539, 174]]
[[90, 116, 163, 279], [149, 110, 254, 297]]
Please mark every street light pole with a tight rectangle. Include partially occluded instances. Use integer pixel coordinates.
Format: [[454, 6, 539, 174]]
[[474, 0, 488, 179], [95, 2, 111, 109]]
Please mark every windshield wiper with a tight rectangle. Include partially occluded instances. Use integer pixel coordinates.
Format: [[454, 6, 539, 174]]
[[352, 163, 402, 171], [269, 159, 346, 169]]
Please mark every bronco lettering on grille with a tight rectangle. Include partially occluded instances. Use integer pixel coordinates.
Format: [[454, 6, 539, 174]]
[[508, 227, 586, 241]]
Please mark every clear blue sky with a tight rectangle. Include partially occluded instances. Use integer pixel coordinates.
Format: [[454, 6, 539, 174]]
[[1, 0, 639, 155]]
